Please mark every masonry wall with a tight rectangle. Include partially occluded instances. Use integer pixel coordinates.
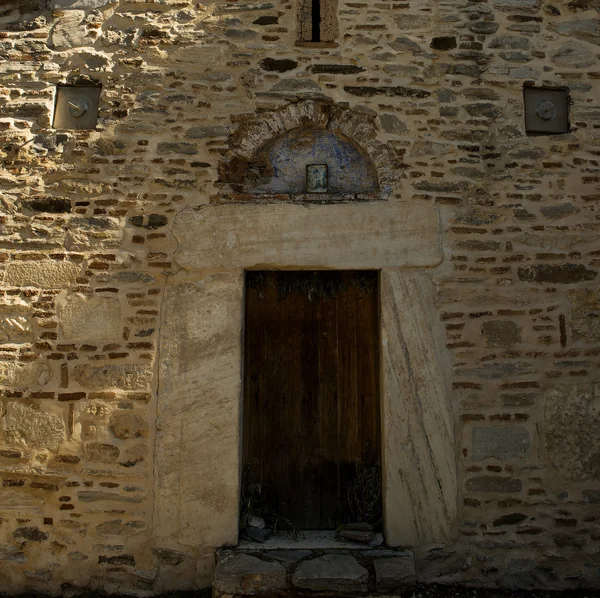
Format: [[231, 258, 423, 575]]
[[1, 0, 600, 593]]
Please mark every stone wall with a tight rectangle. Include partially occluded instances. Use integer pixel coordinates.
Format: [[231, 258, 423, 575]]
[[1, 0, 600, 593]]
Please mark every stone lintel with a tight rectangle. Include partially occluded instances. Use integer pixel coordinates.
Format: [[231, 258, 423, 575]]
[[173, 202, 441, 270]]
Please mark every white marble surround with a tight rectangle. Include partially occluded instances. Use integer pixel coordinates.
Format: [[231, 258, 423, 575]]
[[154, 199, 456, 581]]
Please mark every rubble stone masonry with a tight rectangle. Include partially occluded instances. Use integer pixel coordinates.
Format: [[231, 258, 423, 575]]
[[0, 0, 600, 593]]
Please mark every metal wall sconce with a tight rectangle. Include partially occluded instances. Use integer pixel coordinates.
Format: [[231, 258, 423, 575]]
[[306, 164, 328, 193], [53, 85, 101, 130], [523, 87, 569, 135]]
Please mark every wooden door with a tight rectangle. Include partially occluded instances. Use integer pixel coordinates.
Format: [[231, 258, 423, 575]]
[[242, 271, 381, 530]]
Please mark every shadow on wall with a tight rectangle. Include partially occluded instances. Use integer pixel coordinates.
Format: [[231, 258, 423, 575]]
[[244, 127, 380, 195]]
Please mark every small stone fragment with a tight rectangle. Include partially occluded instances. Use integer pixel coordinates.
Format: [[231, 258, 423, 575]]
[[243, 526, 272, 542], [339, 529, 375, 542], [109, 413, 149, 439], [247, 515, 265, 529], [152, 546, 186, 566]]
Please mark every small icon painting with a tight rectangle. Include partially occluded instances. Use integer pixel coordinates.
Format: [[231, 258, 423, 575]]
[[306, 164, 328, 193]]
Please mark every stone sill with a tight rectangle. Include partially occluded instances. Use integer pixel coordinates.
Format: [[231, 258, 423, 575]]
[[295, 41, 339, 49], [238, 530, 379, 550], [218, 193, 386, 204]]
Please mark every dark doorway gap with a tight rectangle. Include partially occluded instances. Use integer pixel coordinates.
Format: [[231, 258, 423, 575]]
[[311, 0, 321, 41], [242, 270, 381, 531]]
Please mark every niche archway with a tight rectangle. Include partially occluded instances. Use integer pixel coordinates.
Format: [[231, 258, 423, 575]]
[[245, 127, 379, 197], [217, 100, 400, 201]]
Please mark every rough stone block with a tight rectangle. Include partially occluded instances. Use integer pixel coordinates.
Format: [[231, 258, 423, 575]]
[[472, 426, 530, 460], [493, 0, 540, 11], [51, 10, 90, 51], [0, 491, 45, 513], [550, 41, 594, 67], [554, 19, 600, 46], [213, 554, 286, 595], [156, 142, 198, 155], [185, 125, 229, 138], [540, 203, 577, 220], [568, 289, 600, 343], [393, 14, 431, 29], [58, 294, 121, 343], [482, 320, 522, 347], [96, 519, 146, 537], [0, 361, 52, 388], [77, 491, 143, 503], [518, 264, 597, 284], [455, 362, 535, 379], [0, 299, 32, 343], [465, 476, 522, 493], [54, 0, 116, 7], [83, 442, 119, 463], [109, 413, 148, 439], [3, 261, 80, 289], [545, 383, 600, 481], [292, 554, 368, 592], [0, 544, 26, 563], [3, 403, 65, 450], [374, 554, 415, 590], [13, 527, 48, 542], [72, 364, 152, 390], [380, 113, 407, 134]]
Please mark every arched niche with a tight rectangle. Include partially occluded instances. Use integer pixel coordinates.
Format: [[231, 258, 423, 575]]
[[245, 127, 380, 197], [217, 100, 398, 201]]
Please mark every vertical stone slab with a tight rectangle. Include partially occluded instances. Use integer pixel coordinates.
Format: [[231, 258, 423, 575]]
[[381, 270, 456, 546], [154, 272, 243, 554]]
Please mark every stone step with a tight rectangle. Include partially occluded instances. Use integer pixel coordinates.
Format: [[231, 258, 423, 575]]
[[292, 554, 368, 592], [213, 546, 415, 597]]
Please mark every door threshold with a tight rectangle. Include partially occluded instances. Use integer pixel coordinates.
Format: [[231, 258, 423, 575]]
[[238, 529, 381, 550]]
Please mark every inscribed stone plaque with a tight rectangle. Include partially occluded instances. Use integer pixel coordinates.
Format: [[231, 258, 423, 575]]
[[523, 87, 569, 135], [53, 86, 101, 130], [306, 164, 328, 193]]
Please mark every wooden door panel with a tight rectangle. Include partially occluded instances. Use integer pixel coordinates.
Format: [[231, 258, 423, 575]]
[[243, 271, 380, 530]]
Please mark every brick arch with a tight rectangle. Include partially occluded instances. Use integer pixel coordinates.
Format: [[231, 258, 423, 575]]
[[217, 100, 400, 198]]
